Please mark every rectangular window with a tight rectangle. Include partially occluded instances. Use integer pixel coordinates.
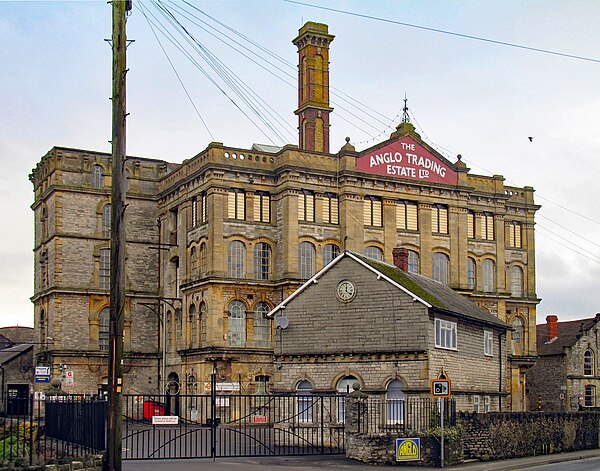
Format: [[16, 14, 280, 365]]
[[253, 192, 271, 223], [473, 395, 480, 413], [585, 385, 596, 407], [322, 193, 339, 224], [435, 318, 457, 350], [483, 395, 490, 413], [431, 205, 448, 234], [484, 331, 493, 356], [298, 191, 315, 222], [228, 189, 245, 220], [477, 212, 494, 240], [364, 196, 382, 227], [396, 200, 418, 230], [99, 249, 110, 290], [201, 193, 207, 223], [192, 196, 198, 226], [467, 211, 475, 238], [508, 221, 522, 248]]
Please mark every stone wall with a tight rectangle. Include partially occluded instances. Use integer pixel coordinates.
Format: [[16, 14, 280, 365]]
[[459, 411, 600, 461]]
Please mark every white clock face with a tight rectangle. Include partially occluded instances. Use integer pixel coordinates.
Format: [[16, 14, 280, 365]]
[[337, 280, 356, 302]]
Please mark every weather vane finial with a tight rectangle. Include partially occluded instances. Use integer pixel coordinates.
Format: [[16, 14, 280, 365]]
[[401, 94, 410, 124]]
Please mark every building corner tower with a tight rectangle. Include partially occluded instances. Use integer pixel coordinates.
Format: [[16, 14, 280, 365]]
[[293, 22, 334, 153]]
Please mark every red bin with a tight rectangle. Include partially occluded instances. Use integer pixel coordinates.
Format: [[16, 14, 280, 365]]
[[143, 401, 165, 419]]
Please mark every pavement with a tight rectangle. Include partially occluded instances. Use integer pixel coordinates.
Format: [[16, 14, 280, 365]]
[[122, 448, 600, 470]]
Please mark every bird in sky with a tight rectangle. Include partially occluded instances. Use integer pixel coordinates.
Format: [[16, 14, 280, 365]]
[[528, 137, 534, 142]]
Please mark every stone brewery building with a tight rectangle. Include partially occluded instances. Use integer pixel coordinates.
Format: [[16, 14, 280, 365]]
[[30, 22, 539, 410]]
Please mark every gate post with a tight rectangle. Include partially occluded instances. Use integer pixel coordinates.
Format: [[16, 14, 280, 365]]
[[345, 383, 368, 434]]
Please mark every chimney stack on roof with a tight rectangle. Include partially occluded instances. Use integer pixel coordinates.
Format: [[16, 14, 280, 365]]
[[546, 315, 558, 342], [392, 247, 409, 272]]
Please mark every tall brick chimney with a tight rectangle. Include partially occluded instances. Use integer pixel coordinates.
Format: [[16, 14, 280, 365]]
[[546, 315, 558, 341], [392, 247, 409, 272], [293, 22, 334, 153]]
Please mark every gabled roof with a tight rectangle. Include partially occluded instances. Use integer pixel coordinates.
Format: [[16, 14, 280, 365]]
[[537, 316, 600, 356], [269, 251, 508, 329], [0, 343, 33, 366]]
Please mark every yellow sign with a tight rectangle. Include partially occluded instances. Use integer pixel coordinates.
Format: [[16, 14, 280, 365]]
[[396, 438, 420, 462]]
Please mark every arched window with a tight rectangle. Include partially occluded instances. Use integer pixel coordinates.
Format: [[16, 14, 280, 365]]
[[337, 375, 358, 423], [386, 380, 405, 424], [297, 380, 314, 423], [228, 300, 246, 347], [323, 244, 340, 266], [432, 253, 449, 285], [99, 248, 110, 290], [511, 317, 524, 354], [200, 301, 207, 345], [253, 302, 271, 348], [482, 259, 495, 292], [510, 266, 523, 297], [189, 304, 197, 348], [175, 309, 182, 349], [40, 207, 48, 240], [101, 204, 111, 238], [298, 242, 315, 279], [585, 385, 596, 407], [584, 350, 595, 376], [468, 258, 476, 289], [228, 241, 246, 278], [199, 242, 207, 274], [253, 242, 271, 280], [190, 246, 198, 275], [364, 246, 383, 262], [407, 250, 419, 273], [99, 307, 110, 351], [91, 165, 104, 189]]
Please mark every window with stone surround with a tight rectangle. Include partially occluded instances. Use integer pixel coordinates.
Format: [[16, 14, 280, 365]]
[[477, 212, 494, 240], [228, 189, 245, 220], [298, 190, 315, 222], [199, 242, 207, 274], [396, 200, 418, 231], [431, 204, 448, 234], [227, 300, 246, 347], [467, 210, 475, 238], [99, 307, 110, 352], [254, 191, 271, 223], [228, 241, 246, 278], [200, 301, 207, 345], [99, 248, 110, 290], [253, 302, 271, 348], [508, 221, 523, 248], [323, 244, 340, 266], [585, 385, 596, 407], [91, 164, 104, 189], [296, 380, 314, 423], [386, 379, 405, 424], [473, 395, 480, 413], [468, 257, 476, 289], [407, 250, 419, 273], [322, 193, 339, 224], [435, 318, 457, 350], [510, 265, 523, 297], [511, 317, 524, 355], [482, 259, 495, 293], [364, 246, 383, 262], [298, 241, 315, 279], [584, 350, 595, 376], [190, 246, 198, 275], [253, 242, 271, 280], [432, 253, 449, 285], [189, 303, 197, 348], [363, 196, 382, 227], [101, 204, 111, 238]]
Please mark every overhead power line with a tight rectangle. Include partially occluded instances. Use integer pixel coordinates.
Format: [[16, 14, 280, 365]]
[[284, 0, 600, 64]]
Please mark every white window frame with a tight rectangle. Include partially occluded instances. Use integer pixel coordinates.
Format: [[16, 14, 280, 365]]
[[473, 395, 480, 413], [483, 395, 490, 413], [435, 318, 457, 350], [484, 330, 493, 356]]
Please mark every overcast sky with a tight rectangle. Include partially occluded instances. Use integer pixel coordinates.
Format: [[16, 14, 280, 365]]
[[1, 0, 599, 328]]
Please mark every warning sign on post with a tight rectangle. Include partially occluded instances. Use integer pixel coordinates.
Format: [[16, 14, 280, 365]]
[[430, 379, 451, 398]]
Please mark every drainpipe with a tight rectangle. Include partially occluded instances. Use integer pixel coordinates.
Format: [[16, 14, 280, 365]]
[[499, 330, 504, 411], [0, 364, 4, 414]]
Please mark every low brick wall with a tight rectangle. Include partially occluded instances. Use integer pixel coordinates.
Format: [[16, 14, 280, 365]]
[[459, 412, 600, 461], [0, 455, 103, 471]]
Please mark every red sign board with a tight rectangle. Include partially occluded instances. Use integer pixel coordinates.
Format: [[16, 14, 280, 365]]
[[356, 137, 458, 185], [252, 415, 268, 424]]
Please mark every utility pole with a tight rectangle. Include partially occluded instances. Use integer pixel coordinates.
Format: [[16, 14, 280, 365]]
[[108, 1, 130, 470]]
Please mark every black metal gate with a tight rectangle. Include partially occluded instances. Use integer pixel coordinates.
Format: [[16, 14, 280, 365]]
[[122, 391, 345, 459]]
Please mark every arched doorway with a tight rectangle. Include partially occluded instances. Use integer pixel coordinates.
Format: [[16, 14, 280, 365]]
[[166, 372, 180, 416]]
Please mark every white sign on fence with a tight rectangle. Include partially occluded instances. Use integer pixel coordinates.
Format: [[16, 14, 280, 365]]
[[152, 416, 179, 425]]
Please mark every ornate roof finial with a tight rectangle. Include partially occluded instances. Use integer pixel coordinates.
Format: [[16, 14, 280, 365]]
[[401, 94, 410, 124]]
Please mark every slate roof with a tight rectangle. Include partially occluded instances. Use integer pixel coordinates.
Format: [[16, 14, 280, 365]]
[[536, 316, 600, 356], [270, 251, 508, 329], [0, 343, 32, 365], [354, 254, 508, 329]]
